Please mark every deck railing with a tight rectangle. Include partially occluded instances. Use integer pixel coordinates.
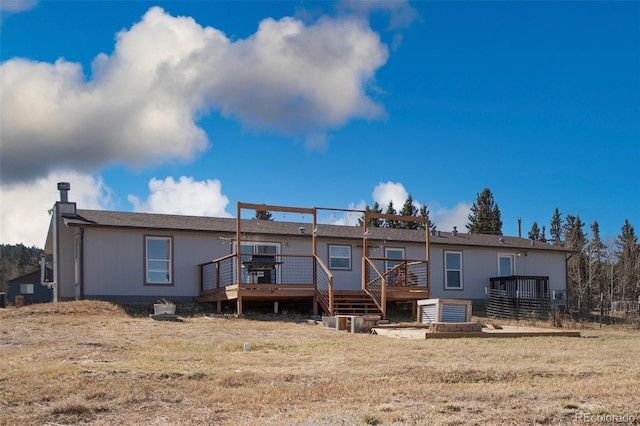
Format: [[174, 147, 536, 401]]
[[489, 275, 550, 300], [486, 275, 568, 319], [383, 260, 428, 288], [315, 255, 334, 315], [364, 258, 429, 318], [201, 253, 426, 316], [200, 253, 236, 291], [200, 253, 331, 312], [363, 257, 386, 315]]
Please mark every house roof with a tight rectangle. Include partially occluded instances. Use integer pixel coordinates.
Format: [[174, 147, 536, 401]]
[[68, 209, 572, 253]]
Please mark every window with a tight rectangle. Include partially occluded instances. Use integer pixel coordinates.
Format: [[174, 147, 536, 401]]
[[329, 245, 351, 270], [237, 242, 280, 284], [145, 236, 172, 285], [498, 254, 515, 277], [444, 251, 463, 290], [385, 248, 405, 271], [20, 284, 34, 294]]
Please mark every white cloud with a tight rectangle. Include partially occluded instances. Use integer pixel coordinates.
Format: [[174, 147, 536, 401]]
[[0, 171, 113, 247], [336, 1, 419, 30], [431, 202, 472, 233], [372, 181, 409, 210], [366, 181, 472, 232], [128, 176, 231, 217], [0, 0, 37, 13], [1, 6, 389, 184], [326, 201, 366, 226]]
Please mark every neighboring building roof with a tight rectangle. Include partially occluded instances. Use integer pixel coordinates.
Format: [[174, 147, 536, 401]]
[[66, 209, 572, 253], [9, 268, 53, 284]]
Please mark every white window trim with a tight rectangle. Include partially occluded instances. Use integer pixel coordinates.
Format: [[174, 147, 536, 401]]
[[145, 236, 173, 285], [444, 250, 463, 290], [329, 245, 352, 270], [498, 253, 516, 277]]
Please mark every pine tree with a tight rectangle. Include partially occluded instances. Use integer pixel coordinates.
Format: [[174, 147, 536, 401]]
[[466, 188, 502, 235], [254, 210, 273, 221], [399, 195, 419, 230], [564, 215, 588, 314], [549, 208, 563, 245], [615, 219, 639, 300], [540, 225, 547, 243], [528, 222, 540, 241], [418, 204, 436, 232], [17, 244, 29, 275], [358, 202, 383, 228], [383, 201, 399, 228], [587, 221, 606, 302]]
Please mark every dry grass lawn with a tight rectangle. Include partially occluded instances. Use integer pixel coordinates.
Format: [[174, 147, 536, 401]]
[[0, 301, 638, 425]]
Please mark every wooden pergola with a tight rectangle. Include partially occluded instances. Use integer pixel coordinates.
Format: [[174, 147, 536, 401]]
[[232, 202, 431, 316]]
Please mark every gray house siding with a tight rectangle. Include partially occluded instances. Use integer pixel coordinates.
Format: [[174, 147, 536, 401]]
[[82, 228, 228, 302], [52, 203, 80, 301], [429, 245, 567, 301], [317, 240, 362, 291], [44, 204, 571, 304]]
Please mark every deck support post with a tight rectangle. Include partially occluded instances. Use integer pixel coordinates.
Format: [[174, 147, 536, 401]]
[[237, 295, 243, 316]]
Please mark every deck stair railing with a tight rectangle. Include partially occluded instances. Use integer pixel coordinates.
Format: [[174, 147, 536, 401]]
[[363, 257, 386, 316], [314, 255, 334, 316]]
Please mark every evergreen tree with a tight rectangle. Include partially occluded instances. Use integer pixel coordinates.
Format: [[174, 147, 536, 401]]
[[0, 244, 45, 294], [564, 215, 588, 314], [549, 208, 563, 245], [466, 188, 502, 235], [615, 219, 639, 300], [399, 195, 419, 230], [540, 225, 547, 243], [528, 222, 540, 241], [254, 210, 273, 221], [17, 244, 30, 275], [383, 201, 399, 228], [418, 204, 437, 232], [358, 202, 383, 228], [587, 221, 606, 303]]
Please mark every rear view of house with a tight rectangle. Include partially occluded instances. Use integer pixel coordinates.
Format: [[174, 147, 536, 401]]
[[45, 183, 572, 318]]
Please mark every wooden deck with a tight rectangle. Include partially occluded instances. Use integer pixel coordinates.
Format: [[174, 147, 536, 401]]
[[196, 284, 316, 303], [196, 250, 430, 317]]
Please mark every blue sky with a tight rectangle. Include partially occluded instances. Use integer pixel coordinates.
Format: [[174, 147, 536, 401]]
[[1, 0, 638, 247]]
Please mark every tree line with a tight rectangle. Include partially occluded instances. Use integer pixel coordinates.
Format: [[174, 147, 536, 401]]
[[542, 209, 639, 315], [0, 244, 45, 294]]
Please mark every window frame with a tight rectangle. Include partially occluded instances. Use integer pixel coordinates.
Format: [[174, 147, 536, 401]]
[[20, 283, 34, 294], [385, 247, 405, 271], [328, 244, 352, 270], [144, 235, 173, 286], [498, 253, 515, 277], [444, 250, 463, 290], [235, 241, 281, 284]]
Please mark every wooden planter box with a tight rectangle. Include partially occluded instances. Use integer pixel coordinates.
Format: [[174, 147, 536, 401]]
[[153, 304, 176, 315]]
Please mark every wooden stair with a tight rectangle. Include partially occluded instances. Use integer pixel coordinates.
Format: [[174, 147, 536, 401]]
[[332, 291, 382, 316]]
